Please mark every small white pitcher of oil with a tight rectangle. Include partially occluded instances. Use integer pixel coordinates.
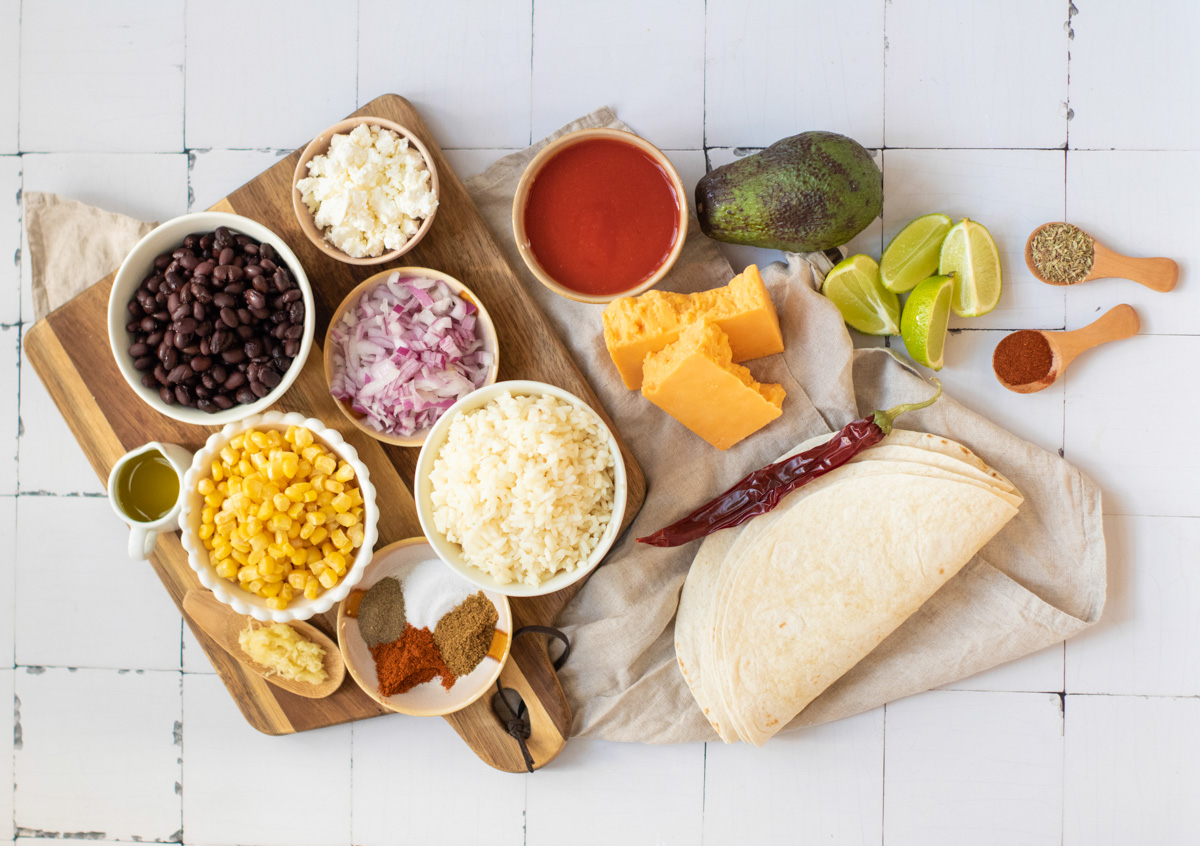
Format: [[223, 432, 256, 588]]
[[107, 442, 192, 561]]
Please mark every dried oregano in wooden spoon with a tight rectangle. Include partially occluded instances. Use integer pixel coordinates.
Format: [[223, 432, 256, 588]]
[[1030, 222, 1095, 284]]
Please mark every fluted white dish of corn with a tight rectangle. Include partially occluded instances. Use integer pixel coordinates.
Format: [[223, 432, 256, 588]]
[[180, 411, 379, 623]]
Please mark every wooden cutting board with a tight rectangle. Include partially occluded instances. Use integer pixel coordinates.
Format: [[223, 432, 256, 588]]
[[22, 94, 646, 772]]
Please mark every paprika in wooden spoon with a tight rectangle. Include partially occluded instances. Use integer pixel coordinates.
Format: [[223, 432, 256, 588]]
[[992, 304, 1140, 394]]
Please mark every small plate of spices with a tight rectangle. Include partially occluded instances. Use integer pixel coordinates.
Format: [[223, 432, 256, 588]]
[[337, 537, 511, 716]]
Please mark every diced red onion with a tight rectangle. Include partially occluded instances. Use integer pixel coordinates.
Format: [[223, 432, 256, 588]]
[[329, 272, 490, 436]]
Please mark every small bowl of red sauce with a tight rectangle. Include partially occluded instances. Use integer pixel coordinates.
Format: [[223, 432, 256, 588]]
[[513, 128, 688, 304]]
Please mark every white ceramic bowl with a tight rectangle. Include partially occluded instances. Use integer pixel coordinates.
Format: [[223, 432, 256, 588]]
[[337, 538, 512, 716], [414, 380, 628, 598], [108, 211, 316, 426], [180, 411, 380, 623]]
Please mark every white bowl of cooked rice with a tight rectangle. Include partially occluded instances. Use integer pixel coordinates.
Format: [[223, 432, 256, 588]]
[[413, 380, 627, 597]]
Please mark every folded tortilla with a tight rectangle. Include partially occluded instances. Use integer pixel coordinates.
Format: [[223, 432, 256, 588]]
[[675, 430, 1021, 745]]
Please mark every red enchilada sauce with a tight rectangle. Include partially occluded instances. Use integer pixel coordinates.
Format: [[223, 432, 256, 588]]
[[523, 138, 680, 297]]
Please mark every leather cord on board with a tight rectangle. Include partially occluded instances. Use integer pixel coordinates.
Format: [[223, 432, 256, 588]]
[[490, 625, 571, 773]]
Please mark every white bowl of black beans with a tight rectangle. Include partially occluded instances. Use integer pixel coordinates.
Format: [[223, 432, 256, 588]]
[[108, 212, 316, 425]]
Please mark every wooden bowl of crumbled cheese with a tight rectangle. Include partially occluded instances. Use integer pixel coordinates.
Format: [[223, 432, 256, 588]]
[[292, 116, 440, 265]]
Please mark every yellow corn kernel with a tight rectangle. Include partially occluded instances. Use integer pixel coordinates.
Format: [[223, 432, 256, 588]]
[[214, 509, 237, 527], [248, 548, 266, 567], [230, 434, 245, 450], [197, 477, 215, 496], [305, 547, 322, 565], [242, 477, 263, 500], [266, 543, 286, 559], [299, 522, 315, 540], [301, 445, 322, 462], [248, 579, 265, 594], [310, 527, 328, 546], [287, 571, 308, 590], [304, 510, 324, 527], [236, 458, 253, 477], [272, 493, 290, 512], [286, 501, 304, 519], [230, 538, 250, 555], [231, 549, 250, 566], [220, 446, 237, 465], [248, 452, 267, 471], [284, 483, 311, 499], [334, 462, 356, 483], [266, 597, 287, 610], [250, 430, 270, 450], [330, 528, 348, 548], [260, 580, 282, 598], [209, 460, 224, 482], [255, 500, 272, 521], [280, 583, 294, 603], [304, 580, 320, 600], [313, 455, 336, 476], [296, 459, 312, 478], [348, 526, 364, 548], [282, 452, 299, 478], [215, 559, 238, 580], [237, 565, 257, 582], [294, 427, 314, 448], [198, 523, 214, 541], [261, 571, 283, 584], [316, 491, 334, 507], [318, 571, 338, 589], [334, 512, 356, 528], [326, 550, 346, 573], [202, 492, 220, 509], [331, 493, 353, 513], [249, 533, 269, 552]]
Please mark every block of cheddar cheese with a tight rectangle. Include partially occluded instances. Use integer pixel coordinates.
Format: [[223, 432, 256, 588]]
[[602, 264, 784, 390], [641, 320, 785, 451]]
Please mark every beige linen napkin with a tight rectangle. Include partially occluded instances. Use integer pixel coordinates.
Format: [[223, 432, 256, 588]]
[[464, 108, 1105, 743], [24, 191, 156, 321]]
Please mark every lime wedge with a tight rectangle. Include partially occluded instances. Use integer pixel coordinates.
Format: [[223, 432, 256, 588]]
[[881, 213, 952, 293], [822, 254, 900, 336], [938, 218, 1002, 317], [900, 275, 954, 370]]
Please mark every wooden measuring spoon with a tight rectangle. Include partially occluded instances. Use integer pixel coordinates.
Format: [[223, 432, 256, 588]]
[[183, 589, 345, 699], [994, 304, 1140, 393], [1025, 223, 1178, 292]]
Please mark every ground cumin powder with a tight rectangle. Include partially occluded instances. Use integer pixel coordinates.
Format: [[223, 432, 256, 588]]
[[434, 592, 498, 676], [993, 330, 1054, 385]]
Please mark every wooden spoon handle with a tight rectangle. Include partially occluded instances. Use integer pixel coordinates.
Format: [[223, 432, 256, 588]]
[[1090, 243, 1179, 292], [1058, 304, 1140, 364]]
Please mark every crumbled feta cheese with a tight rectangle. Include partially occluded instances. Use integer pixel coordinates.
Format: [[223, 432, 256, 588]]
[[298, 124, 438, 258]]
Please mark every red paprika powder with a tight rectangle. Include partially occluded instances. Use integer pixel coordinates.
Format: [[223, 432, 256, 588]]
[[370, 624, 456, 696], [993, 330, 1054, 386]]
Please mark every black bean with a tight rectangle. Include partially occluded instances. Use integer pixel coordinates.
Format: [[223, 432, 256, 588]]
[[225, 282, 246, 296], [245, 289, 265, 310], [190, 355, 213, 372], [162, 347, 178, 370], [168, 364, 193, 384], [212, 292, 235, 309], [284, 339, 299, 357], [272, 323, 288, 339], [209, 330, 228, 353], [179, 285, 193, 304], [224, 371, 247, 390], [179, 253, 198, 271], [244, 338, 263, 358], [159, 386, 176, 405], [258, 366, 281, 388], [173, 332, 192, 350], [195, 385, 211, 400], [183, 234, 199, 249], [195, 260, 216, 276], [174, 384, 193, 406], [139, 316, 157, 333], [212, 265, 228, 282], [154, 254, 173, 270], [167, 292, 181, 313], [285, 322, 305, 340], [146, 276, 162, 293], [200, 372, 216, 390], [250, 379, 271, 399], [226, 265, 244, 283], [236, 308, 252, 325], [259, 258, 277, 273], [235, 325, 253, 340], [146, 331, 164, 347], [140, 372, 158, 389], [218, 247, 234, 266], [127, 300, 142, 317], [171, 304, 190, 322], [221, 349, 245, 364], [235, 387, 256, 405], [165, 270, 183, 289], [288, 300, 305, 323], [182, 344, 201, 356], [219, 308, 239, 328], [197, 399, 217, 414], [191, 301, 205, 321], [133, 355, 155, 372], [213, 394, 234, 410], [154, 364, 169, 384], [175, 316, 198, 335], [249, 307, 270, 321], [128, 342, 149, 357], [282, 288, 302, 303], [245, 265, 264, 280], [192, 282, 212, 303], [126, 320, 142, 334], [273, 270, 290, 292]]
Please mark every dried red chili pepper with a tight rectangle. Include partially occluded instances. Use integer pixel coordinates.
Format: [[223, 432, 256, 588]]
[[637, 379, 943, 548]]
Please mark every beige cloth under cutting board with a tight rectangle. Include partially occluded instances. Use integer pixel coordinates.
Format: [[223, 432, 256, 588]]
[[25, 110, 1106, 744]]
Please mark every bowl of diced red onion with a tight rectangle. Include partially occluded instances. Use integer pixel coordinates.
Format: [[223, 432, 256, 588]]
[[324, 268, 500, 447]]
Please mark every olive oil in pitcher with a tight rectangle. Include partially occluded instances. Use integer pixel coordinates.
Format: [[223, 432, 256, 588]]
[[113, 449, 180, 523]]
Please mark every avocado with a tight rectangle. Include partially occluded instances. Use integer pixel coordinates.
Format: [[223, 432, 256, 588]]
[[696, 132, 882, 252]]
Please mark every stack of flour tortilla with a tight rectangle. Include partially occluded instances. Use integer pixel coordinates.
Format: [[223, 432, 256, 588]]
[[675, 429, 1023, 746]]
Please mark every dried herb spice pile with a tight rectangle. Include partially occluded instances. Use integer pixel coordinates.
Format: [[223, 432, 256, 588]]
[[347, 558, 502, 697], [1030, 222, 1095, 284]]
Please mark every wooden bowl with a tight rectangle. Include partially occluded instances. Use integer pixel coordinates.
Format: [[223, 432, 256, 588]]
[[337, 538, 512, 717], [511, 127, 688, 304], [291, 116, 440, 266], [323, 267, 501, 448]]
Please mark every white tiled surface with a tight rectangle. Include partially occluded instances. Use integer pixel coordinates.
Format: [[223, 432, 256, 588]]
[[4, 2, 1198, 844]]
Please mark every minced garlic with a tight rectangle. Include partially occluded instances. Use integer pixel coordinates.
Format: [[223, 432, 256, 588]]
[[238, 622, 327, 684]]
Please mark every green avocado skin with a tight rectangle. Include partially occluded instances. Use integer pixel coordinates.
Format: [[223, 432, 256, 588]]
[[696, 132, 882, 252]]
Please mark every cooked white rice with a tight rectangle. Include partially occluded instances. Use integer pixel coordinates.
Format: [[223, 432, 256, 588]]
[[429, 391, 616, 586]]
